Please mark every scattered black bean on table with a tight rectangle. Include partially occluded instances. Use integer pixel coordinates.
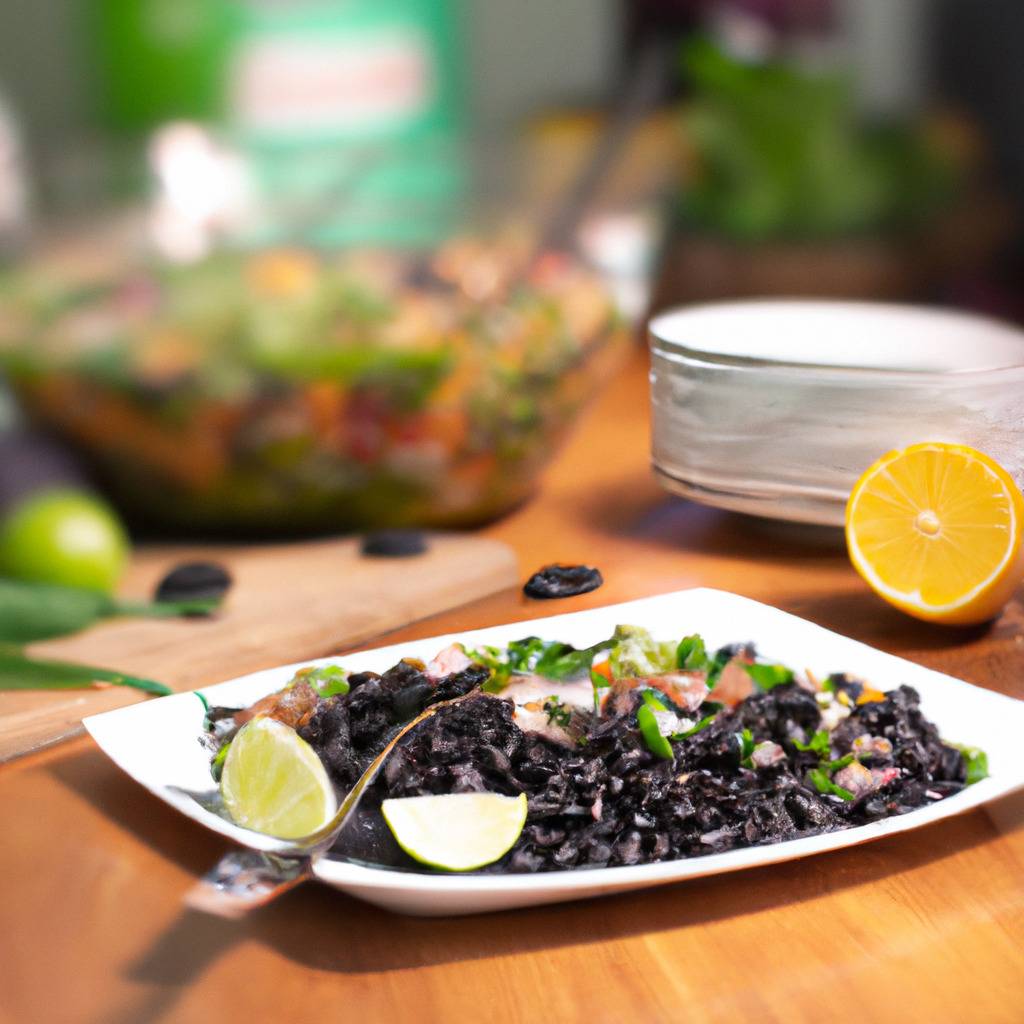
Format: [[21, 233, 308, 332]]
[[523, 564, 603, 599], [154, 561, 233, 606], [360, 529, 429, 558]]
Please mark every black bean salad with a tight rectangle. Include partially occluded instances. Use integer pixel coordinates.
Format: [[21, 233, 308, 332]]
[[203, 625, 987, 873]]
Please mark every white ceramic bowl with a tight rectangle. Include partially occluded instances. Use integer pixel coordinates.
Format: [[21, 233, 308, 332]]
[[649, 300, 1024, 526]]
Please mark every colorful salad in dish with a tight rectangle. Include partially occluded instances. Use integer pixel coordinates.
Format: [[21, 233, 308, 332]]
[[0, 241, 625, 532], [202, 626, 986, 873]]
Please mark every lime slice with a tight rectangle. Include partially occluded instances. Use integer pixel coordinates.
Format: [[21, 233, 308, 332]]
[[220, 717, 336, 839], [381, 792, 528, 872]]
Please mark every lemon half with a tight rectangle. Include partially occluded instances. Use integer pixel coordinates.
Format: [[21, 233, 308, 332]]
[[846, 443, 1024, 625]]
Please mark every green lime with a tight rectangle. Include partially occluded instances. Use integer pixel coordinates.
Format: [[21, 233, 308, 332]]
[[220, 717, 336, 839], [381, 792, 528, 872], [0, 489, 129, 593]]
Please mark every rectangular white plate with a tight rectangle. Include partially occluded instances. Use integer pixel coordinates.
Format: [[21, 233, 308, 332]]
[[85, 588, 1024, 916]]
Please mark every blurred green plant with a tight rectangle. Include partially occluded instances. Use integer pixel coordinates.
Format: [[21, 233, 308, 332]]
[[679, 37, 957, 240]]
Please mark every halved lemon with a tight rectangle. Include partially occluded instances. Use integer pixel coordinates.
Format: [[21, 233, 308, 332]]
[[846, 443, 1024, 626], [381, 792, 528, 872], [220, 717, 336, 839]]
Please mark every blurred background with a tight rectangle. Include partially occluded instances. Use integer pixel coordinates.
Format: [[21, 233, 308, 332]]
[[0, 0, 1022, 540]]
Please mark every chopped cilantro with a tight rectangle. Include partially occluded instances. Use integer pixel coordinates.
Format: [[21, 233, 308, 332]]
[[822, 753, 855, 773], [743, 662, 795, 690], [303, 664, 350, 698], [736, 727, 755, 765], [463, 643, 515, 688], [676, 634, 708, 671], [808, 767, 855, 801], [543, 697, 572, 728], [793, 730, 831, 758], [506, 637, 550, 673], [590, 666, 610, 715], [674, 711, 717, 739], [534, 638, 614, 680]]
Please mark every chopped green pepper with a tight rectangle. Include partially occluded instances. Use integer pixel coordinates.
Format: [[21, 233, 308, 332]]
[[211, 742, 230, 782], [949, 743, 989, 785], [736, 727, 755, 765], [793, 730, 831, 757], [590, 666, 610, 715], [676, 634, 708, 671], [809, 767, 855, 801], [637, 691, 674, 760], [676, 711, 717, 739], [302, 664, 351, 698]]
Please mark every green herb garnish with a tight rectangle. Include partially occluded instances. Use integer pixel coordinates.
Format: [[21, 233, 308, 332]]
[[590, 666, 610, 715], [808, 768, 855, 801], [793, 730, 831, 758], [743, 662, 795, 690], [534, 639, 615, 681], [465, 636, 614, 688], [675, 711, 717, 739], [736, 727, 755, 766], [302, 664, 350, 698], [464, 643, 513, 691], [822, 753, 855, 773], [676, 634, 707, 671], [543, 697, 572, 728]]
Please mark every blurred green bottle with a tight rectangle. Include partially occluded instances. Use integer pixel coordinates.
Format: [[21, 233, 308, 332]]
[[91, 0, 467, 247]]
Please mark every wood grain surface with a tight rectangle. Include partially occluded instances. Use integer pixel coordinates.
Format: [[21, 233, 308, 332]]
[[0, 534, 517, 762], [2, 348, 1022, 1024]]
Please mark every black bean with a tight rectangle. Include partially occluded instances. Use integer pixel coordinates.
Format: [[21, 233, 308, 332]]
[[613, 831, 642, 865], [154, 561, 232, 605], [360, 529, 428, 557], [523, 564, 603, 599], [391, 682, 434, 721]]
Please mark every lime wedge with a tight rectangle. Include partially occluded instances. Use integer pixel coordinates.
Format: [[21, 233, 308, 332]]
[[220, 717, 336, 839], [381, 792, 528, 872]]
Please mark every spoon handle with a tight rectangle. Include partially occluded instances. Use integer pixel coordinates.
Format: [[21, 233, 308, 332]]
[[184, 850, 311, 919]]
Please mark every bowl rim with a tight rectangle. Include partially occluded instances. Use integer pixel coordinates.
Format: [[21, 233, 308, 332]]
[[648, 298, 1024, 378]]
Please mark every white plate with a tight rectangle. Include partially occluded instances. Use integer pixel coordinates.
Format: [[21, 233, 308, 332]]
[[649, 301, 1024, 526], [85, 588, 1024, 916]]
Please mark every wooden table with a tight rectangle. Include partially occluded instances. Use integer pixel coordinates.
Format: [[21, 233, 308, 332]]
[[3, 349, 1023, 1024]]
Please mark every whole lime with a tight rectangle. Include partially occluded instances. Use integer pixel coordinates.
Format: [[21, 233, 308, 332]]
[[0, 489, 129, 593]]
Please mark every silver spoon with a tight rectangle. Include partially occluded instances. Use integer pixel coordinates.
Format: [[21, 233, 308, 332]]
[[184, 689, 494, 918]]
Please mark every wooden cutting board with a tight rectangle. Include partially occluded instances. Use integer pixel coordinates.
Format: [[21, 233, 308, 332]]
[[0, 533, 517, 762]]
